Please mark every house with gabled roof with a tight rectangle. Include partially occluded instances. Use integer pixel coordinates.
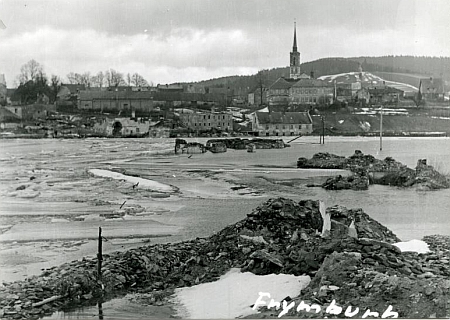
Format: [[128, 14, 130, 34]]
[[253, 111, 312, 136], [57, 84, 86, 101], [419, 77, 445, 102]]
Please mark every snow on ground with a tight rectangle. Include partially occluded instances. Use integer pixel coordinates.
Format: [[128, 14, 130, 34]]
[[172, 268, 311, 319], [393, 239, 430, 254], [89, 169, 176, 193]]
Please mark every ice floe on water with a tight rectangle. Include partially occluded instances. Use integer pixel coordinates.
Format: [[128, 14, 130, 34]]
[[393, 239, 430, 254], [89, 169, 176, 193], [172, 268, 311, 319]]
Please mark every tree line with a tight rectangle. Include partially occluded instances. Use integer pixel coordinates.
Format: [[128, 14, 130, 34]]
[[12, 59, 151, 105]]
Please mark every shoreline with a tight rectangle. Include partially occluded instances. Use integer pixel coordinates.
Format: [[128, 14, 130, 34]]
[[0, 198, 449, 319]]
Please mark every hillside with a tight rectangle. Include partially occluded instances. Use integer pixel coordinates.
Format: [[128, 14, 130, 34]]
[[318, 72, 419, 93], [188, 56, 449, 93]]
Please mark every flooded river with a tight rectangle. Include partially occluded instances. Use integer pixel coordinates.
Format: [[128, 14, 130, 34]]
[[1, 136, 449, 318]]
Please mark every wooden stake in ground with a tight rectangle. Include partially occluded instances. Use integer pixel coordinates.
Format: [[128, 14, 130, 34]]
[[97, 227, 102, 281]]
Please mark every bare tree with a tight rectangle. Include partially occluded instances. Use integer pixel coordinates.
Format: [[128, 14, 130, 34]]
[[126, 73, 132, 86], [19, 59, 44, 84], [67, 72, 82, 84], [91, 71, 105, 88], [131, 73, 149, 87], [105, 69, 125, 87], [80, 72, 91, 87]]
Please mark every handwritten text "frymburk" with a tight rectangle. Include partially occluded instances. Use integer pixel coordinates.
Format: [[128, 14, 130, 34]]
[[253, 292, 398, 318]]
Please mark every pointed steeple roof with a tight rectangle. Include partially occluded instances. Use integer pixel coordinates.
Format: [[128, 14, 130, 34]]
[[292, 21, 298, 52]]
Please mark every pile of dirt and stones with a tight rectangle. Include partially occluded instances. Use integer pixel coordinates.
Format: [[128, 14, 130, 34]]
[[299, 150, 450, 190], [1, 198, 449, 319], [207, 138, 288, 150]]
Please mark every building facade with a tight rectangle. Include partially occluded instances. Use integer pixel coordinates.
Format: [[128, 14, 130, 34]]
[[78, 91, 154, 112], [419, 78, 445, 102], [253, 111, 313, 136], [179, 111, 233, 131]]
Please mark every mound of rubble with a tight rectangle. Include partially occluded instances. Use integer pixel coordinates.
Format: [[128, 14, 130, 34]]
[[206, 138, 288, 150], [1, 198, 449, 319], [299, 150, 450, 190]]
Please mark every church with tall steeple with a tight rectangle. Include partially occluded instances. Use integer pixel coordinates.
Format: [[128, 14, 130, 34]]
[[290, 22, 301, 79], [266, 21, 334, 107]]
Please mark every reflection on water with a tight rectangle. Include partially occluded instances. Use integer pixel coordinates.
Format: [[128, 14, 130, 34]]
[[43, 297, 174, 319]]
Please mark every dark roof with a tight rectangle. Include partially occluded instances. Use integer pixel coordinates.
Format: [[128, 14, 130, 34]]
[[269, 78, 292, 90], [61, 84, 86, 93], [270, 77, 333, 90], [420, 78, 444, 92], [79, 90, 223, 102], [291, 78, 334, 88], [0, 107, 21, 122], [368, 86, 404, 95], [79, 90, 153, 100], [256, 112, 311, 125], [153, 92, 222, 102], [107, 86, 132, 92]]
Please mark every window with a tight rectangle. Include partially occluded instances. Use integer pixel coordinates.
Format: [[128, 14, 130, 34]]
[[266, 125, 269, 130], [136, 128, 140, 133], [299, 125, 302, 129], [275, 125, 278, 129]]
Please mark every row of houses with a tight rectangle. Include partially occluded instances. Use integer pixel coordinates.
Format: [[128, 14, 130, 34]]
[[88, 109, 313, 137]]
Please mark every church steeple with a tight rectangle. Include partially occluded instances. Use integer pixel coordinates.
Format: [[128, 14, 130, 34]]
[[292, 22, 298, 52], [290, 21, 301, 79]]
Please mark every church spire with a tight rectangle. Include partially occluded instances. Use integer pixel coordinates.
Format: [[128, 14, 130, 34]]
[[293, 21, 298, 52], [290, 20, 301, 79]]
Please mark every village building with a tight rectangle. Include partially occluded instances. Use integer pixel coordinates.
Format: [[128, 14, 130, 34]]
[[152, 92, 220, 107], [178, 110, 233, 131], [252, 111, 313, 136], [0, 74, 7, 106], [4, 104, 56, 121], [92, 111, 151, 137], [57, 84, 86, 101], [0, 107, 22, 130], [419, 77, 445, 102], [78, 91, 154, 112], [267, 24, 334, 107], [248, 87, 268, 107], [366, 86, 404, 105], [157, 83, 184, 93]]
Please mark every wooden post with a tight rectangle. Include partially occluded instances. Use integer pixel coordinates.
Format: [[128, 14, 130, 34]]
[[97, 227, 102, 281], [98, 301, 104, 320], [321, 116, 325, 145], [380, 105, 383, 151]]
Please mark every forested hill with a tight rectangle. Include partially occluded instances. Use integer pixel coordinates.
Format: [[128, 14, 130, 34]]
[[190, 56, 449, 91]]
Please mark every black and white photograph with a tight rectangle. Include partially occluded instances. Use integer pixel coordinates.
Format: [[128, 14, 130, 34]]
[[0, 0, 449, 318]]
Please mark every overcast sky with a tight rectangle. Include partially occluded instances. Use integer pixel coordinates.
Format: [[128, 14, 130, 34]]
[[1, 0, 449, 87]]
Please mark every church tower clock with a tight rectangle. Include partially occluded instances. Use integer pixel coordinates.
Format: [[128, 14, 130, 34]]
[[290, 22, 301, 79]]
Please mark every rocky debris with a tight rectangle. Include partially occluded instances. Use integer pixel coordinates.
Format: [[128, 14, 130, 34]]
[[298, 150, 449, 190], [1, 198, 448, 319], [297, 153, 346, 169], [415, 159, 450, 190], [206, 138, 288, 150], [322, 168, 369, 190]]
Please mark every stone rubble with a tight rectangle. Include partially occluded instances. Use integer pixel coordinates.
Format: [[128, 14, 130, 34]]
[[0, 198, 448, 319], [299, 150, 450, 190]]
